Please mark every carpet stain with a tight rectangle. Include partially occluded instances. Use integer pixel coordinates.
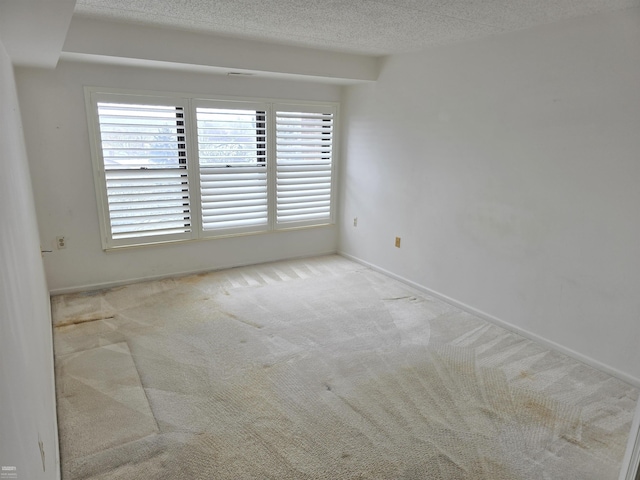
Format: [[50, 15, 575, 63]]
[[519, 370, 532, 379], [54, 315, 115, 328], [179, 273, 208, 285], [562, 432, 585, 447], [522, 398, 555, 423], [222, 311, 262, 329]]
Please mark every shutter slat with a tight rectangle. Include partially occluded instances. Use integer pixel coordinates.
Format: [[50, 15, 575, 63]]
[[112, 219, 190, 233], [276, 179, 330, 188], [277, 161, 331, 167], [277, 189, 330, 198], [278, 201, 330, 211], [112, 227, 189, 240], [198, 127, 262, 132], [109, 205, 188, 217], [276, 212, 330, 222], [277, 167, 331, 175], [203, 206, 267, 220], [99, 117, 182, 125], [111, 211, 190, 223], [201, 198, 266, 210], [101, 137, 182, 143], [201, 192, 265, 203], [106, 185, 188, 195], [106, 192, 189, 203], [106, 179, 186, 187], [201, 187, 266, 197], [109, 196, 185, 211], [277, 180, 331, 188], [276, 154, 332, 160], [106, 168, 186, 179], [278, 171, 331, 179], [202, 218, 267, 230], [200, 181, 267, 190], [200, 171, 266, 181], [104, 164, 186, 170], [277, 206, 330, 217]]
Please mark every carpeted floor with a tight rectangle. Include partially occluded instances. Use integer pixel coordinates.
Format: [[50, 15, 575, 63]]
[[51, 255, 638, 479]]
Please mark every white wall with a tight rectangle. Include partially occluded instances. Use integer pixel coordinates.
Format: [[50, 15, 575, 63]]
[[16, 61, 341, 293], [0, 39, 59, 480], [339, 8, 640, 382]]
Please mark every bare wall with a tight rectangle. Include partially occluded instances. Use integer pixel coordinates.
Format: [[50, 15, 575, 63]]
[[0, 39, 59, 480], [339, 9, 640, 381], [16, 61, 341, 293]]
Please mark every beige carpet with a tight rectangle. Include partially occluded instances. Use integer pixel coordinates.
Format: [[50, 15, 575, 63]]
[[52, 255, 638, 479]]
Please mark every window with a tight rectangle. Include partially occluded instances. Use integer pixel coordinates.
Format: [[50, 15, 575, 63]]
[[94, 100, 193, 244], [86, 89, 337, 249], [275, 108, 334, 225], [195, 103, 269, 234]]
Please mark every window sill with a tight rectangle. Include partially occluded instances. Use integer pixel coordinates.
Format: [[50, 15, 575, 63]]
[[103, 222, 335, 253]]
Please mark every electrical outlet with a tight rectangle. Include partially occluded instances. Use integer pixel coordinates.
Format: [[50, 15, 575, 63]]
[[56, 236, 66, 249], [353, 217, 358, 227], [395, 237, 401, 248]]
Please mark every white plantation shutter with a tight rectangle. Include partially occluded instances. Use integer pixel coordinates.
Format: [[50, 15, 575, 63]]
[[196, 105, 268, 233], [275, 107, 334, 226], [95, 101, 193, 246], [88, 89, 337, 249]]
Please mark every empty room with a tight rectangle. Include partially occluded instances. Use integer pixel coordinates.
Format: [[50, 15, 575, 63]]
[[1, 0, 640, 479]]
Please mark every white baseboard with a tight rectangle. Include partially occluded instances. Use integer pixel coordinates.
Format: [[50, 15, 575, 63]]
[[338, 251, 640, 389], [49, 250, 338, 296], [47, 303, 62, 480]]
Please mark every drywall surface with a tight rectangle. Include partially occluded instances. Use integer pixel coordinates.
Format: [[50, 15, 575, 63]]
[[339, 8, 640, 381], [16, 60, 341, 292], [0, 40, 58, 480]]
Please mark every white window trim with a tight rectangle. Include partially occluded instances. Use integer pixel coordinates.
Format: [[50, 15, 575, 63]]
[[85, 87, 338, 250]]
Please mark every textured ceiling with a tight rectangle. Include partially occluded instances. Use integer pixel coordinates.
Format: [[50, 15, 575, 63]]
[[74, 0, 640, 55]]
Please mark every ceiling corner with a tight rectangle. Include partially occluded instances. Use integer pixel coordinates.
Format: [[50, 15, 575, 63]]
[[0, 0, 76, 68]]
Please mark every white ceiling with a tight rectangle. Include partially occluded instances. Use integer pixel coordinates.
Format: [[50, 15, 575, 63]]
[[74, 0, 640, 55]]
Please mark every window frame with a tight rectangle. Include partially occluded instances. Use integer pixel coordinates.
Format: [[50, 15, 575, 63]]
[[85, 87, 338, 250], [86, 91, 199, 249]]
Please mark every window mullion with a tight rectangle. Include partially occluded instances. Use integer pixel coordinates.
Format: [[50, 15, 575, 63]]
[[186, 99, 203, 238], [266, 104, 277, 231]]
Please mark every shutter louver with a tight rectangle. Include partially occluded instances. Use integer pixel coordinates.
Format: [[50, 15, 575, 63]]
[[196, 107, 268, 232], [276, 110, 333, 225], [97, 103, 191, 240]]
